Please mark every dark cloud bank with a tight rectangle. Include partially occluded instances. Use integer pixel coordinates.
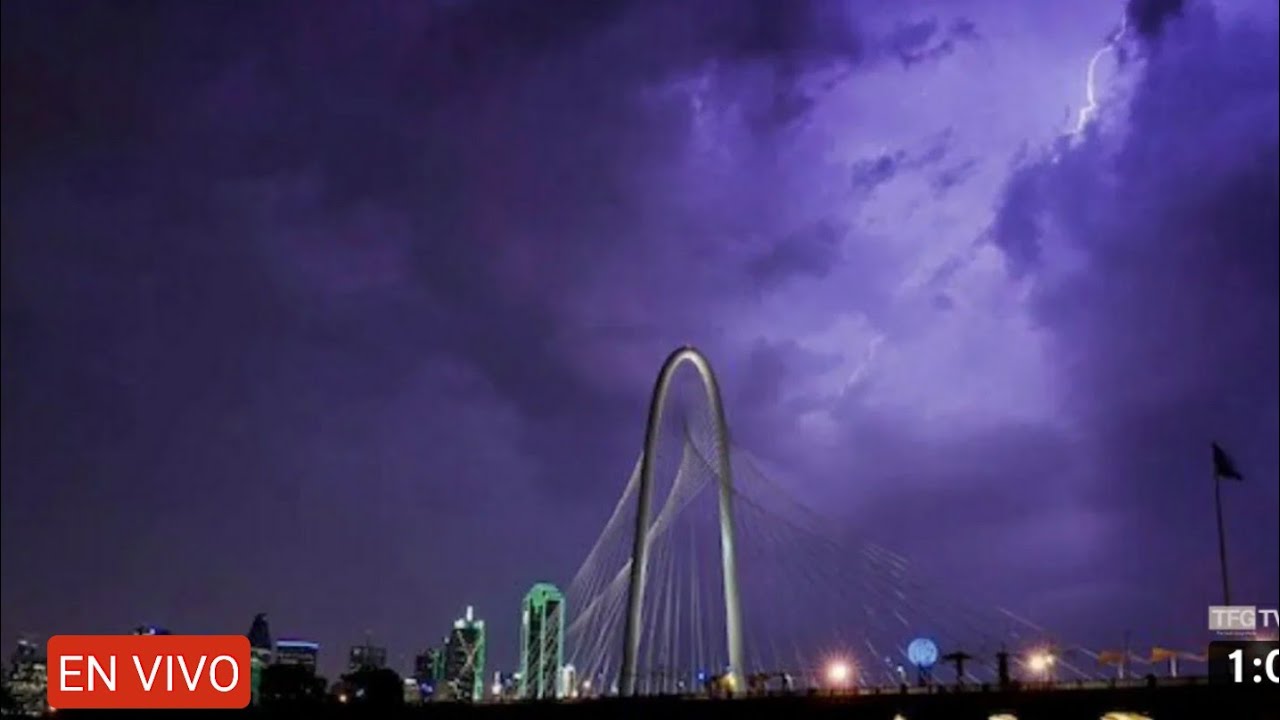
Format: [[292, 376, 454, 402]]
[[990, 0, 1278, 636]]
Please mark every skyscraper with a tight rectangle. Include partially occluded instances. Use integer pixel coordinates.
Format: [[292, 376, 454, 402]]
[[5, 640, 47, 716], [518, 583, 565, 700], [347, 641, 387, 674], [274, 640, 320, 673], [443, 606, 486, 702], [246, 614, 273, 705], [247, 613, 273, 655], [413, 647, 444, 697]]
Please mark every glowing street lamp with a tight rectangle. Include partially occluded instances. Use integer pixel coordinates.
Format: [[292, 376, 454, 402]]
[[825, 659, 853, 688], [1027, 650, 1057, 680]]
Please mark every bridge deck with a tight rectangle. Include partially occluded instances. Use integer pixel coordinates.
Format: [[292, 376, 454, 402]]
[[55, 680, 1277, 720]]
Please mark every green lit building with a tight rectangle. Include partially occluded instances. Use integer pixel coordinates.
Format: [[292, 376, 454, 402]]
[[518, 583, 565, 700], [413, 646, 444, 699], [246, 614, 273, 706], [443, 606, 486, 702]]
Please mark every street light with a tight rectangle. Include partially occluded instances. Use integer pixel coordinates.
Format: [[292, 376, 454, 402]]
[[825, 659, 853, 688], [1027, 650, 1056, 680]]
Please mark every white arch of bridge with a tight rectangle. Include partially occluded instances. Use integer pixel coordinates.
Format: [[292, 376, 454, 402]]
[[620, 346, 745, 696]]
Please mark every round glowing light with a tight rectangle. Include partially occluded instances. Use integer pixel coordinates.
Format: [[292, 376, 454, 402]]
[[907, 638, 939, 668], [1027, 651, 1056, 674], [826, 660, 853, 685]]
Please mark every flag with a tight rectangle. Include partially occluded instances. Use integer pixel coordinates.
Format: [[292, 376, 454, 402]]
[[1212, 442, 1243, 481], [1097, 651, 1125, 666]]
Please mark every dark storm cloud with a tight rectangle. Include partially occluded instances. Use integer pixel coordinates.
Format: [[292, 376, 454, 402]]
[[916, 126, 956, 166], [746, 220, 845, 289], [931, 157, 981, 195], [990, 162, 1047, 276], [4, 0, 869, 449], [989, 2, 1278, 627], [851, 151, 905, 190], [0, 2, 249, 171], [949, 17, 982, 44], [1126, 0, 1187, 40], [885, 15, 982, 68], [887, 18, 941, 59], [0, 0, 879, 675], [850, 128, 956, 193]]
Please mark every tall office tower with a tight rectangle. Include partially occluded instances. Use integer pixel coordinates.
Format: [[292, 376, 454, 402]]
[[518, 583, 565, 700], [274, 639, 321, 673], [413, 647, 444, 695], [347, 641, 387, 673], [246, 613, 273, 705], [247, 613, 273, 655], [5, 639, 48, 716], [443, 606, 486, 702]]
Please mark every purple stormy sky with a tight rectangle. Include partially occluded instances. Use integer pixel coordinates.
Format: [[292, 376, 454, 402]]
[[2, 0, 1277, 678]]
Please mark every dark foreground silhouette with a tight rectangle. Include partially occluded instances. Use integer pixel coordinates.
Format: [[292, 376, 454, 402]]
[[34, 680, 1279, 720]]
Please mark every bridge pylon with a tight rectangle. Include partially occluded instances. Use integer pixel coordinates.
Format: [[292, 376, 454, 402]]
[[619, 346, 744, 696]]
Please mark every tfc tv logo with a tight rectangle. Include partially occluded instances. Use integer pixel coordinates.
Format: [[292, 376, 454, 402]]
[[47, 635, 250, 709], [1208, 606, 1280, 634]]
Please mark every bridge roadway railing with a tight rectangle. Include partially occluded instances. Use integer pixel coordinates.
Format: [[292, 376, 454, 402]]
[[522, 675, 1210, 703], [756, 675, 1208, 697]]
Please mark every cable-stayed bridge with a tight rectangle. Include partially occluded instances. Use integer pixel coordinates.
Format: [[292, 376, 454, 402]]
[[561, 347, 1199, 699]]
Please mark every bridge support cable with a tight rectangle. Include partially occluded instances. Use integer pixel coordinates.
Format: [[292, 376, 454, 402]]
[[568, 456, 642, 597], [723, 443, 1098, 685], [724, 456, 944, 672], [733, 452, 993, 646], [746, 448, 1111, 683], [569, 417, 723, 692], [733, 449, 1112, 681], [733, 480, 1012, 682]]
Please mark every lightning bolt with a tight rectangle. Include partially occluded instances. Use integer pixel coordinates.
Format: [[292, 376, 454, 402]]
[[1071, 13, 1130, 136]]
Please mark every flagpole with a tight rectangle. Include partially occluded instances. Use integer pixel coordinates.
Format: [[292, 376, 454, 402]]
[[1214, 473, 1231, 606], [1121, 630, 1129, 681]]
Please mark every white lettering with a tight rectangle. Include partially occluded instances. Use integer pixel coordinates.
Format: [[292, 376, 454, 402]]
[[208, 655, 239, 692], [167, 654, 173, 691], [178, 655, 206, 692], [1210, 605, 1277, 631], [60, 655, 84, 692], [88, 656, 116, 691], [133, 656, 162, 692]]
